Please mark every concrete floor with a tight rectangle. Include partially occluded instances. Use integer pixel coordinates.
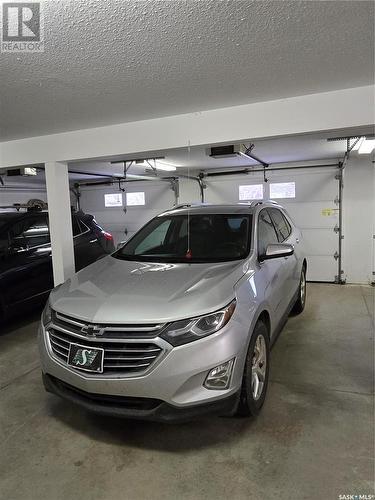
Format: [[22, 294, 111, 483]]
[[0, 283, 374, 500]]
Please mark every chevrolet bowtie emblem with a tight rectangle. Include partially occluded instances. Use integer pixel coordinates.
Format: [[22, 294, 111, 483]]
[[81, 324, 105, 337]]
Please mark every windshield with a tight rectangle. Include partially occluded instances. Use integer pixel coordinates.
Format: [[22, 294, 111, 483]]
[[114, 213, 252, 263]]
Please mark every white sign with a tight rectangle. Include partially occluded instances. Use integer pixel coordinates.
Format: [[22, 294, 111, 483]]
[[270, 182, 296, 199], [239, 184, 264, 201], [104, 193, 123, 207], [126, 192, 145, 206]]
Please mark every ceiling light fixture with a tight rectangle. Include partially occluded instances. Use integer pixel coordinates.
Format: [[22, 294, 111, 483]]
[[358, 138, 375, 155], [154, 161, 177, 171], [133, 161, 149, 168]]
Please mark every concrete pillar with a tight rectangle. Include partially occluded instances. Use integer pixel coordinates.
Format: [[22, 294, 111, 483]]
[[45, 161, 75, 286]]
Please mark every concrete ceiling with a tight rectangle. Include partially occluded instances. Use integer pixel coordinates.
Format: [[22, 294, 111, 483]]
[[1, 0, 374, 141]]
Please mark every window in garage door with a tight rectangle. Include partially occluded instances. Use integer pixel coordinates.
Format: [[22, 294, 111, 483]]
[[239, 184, 264, 200]]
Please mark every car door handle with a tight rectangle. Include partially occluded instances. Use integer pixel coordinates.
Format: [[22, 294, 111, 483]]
[[89, 239, 98, 244], [296, 238, 300, 244]]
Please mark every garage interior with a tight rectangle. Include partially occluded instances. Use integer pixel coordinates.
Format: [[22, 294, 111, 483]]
[[0, 1, 374, 499]]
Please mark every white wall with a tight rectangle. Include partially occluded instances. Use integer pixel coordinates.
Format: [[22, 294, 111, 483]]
[[343, 157, 375, 284]]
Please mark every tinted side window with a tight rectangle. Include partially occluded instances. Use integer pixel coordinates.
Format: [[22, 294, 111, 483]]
[[9, 215, 50, 248], [268, 208, 292, 242], [258, 209, 278, 257], [0, 229, 9, 253], [72, 216, 82, 236]]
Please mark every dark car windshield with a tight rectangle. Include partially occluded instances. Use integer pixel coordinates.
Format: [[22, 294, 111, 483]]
[[114, 213, 252, 263]]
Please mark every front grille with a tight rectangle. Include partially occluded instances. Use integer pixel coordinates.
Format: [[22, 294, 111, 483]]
[[48, 327, 164, 376], [52, 310, 165, 339]]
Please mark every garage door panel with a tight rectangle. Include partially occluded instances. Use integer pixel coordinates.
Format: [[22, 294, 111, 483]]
[[271, 169, 339, 282], [301, 228, 337, 255], [282, 201, 339, 228], [80, 183, 175, 246], [205, 167, 340, 282], [267, 169, 338, 202], [306, 256, 337, 282]]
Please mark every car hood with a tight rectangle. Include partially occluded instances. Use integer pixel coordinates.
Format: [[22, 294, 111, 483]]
[[50, 256, 247, 324]]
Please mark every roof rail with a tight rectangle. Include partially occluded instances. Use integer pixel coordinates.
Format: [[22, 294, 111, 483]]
[[251, 200, 281, 207], [167, 202, 211, 211], [171, 203, 192, 210]]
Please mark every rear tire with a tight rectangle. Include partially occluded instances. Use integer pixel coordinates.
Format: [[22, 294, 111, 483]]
[[292, 266, 307, 314], [236, 321, 270, 417]]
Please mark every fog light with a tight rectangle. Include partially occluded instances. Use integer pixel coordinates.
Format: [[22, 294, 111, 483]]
[[204, 359, 235, 390]]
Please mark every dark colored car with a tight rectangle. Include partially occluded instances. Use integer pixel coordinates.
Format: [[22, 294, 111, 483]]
[[0, 209, 115, 320]]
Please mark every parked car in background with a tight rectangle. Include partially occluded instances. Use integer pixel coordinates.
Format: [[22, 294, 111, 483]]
[[39, 202, 306, 422], [0, 209, 115, 320]]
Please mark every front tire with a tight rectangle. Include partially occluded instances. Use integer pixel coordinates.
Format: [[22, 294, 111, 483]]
[[292, 266, 307, 314], [236, 321, 270, 417]]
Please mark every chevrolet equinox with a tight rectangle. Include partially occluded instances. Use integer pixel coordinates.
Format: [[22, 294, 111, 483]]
[[39, 202, 306, 422]]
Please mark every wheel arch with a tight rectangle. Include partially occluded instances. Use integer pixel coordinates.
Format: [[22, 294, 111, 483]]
[[255, 309, 271, 339]]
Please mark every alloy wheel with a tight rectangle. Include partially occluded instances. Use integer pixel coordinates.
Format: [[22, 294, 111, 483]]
[[300, 271, 306, 306], [251, 334, 267, 401]]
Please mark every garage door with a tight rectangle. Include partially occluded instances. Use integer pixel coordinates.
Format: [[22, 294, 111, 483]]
[[79, 181, 176, 245], [205, 166, 340, 282]]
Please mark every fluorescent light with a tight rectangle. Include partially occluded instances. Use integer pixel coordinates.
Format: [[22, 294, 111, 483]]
[[133, 159, 177, 171], [134, 161, 149, 167], [359, 138, 375, 154], [351, 137, 365, 151], [154, 161, 177, 171], [24, 167, 37, 176]]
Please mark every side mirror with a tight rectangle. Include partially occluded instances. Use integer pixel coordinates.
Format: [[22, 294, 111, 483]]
[[260, 243, 294, 261]]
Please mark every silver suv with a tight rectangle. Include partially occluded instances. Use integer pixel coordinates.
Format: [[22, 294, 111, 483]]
[[39, 202, 306, 422]]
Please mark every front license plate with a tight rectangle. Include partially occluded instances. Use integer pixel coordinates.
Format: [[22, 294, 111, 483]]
[[68, 343, 104, 373]]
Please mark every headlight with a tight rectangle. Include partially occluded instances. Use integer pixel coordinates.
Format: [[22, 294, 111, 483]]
[[160, 300, 236, 347], [42, 300, 52, 326]]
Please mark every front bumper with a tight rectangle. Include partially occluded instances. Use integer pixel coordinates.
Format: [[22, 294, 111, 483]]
[[38, 315, 248, 420], [43, 373, 240, 422]]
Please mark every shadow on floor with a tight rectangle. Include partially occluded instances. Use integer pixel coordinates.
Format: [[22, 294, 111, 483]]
[[48, 396, 252, 452]]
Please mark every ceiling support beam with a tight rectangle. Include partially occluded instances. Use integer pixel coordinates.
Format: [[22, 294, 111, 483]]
[[0, 86, 373, 168]]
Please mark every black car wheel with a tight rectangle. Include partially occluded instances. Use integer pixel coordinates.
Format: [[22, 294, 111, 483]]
[[236, 320, 270, 417], [292, 266, 307, 314]]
